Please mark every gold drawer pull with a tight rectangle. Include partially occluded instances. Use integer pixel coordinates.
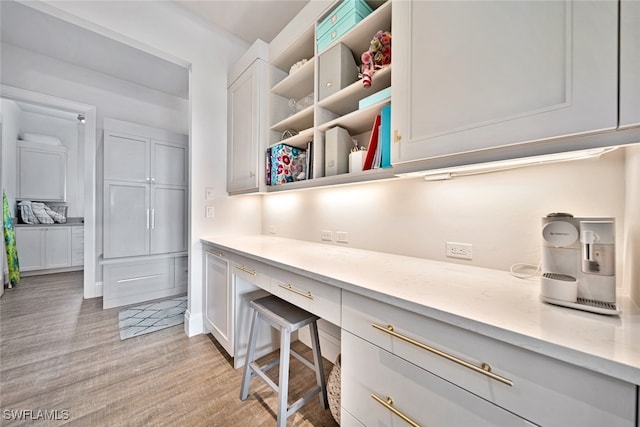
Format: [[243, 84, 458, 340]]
[[278, 283, 313, 300], [235, 265, 257, 276], [371, 323, 513, 387], [371, 394, 419, 427], [206, 250, 223, 258]]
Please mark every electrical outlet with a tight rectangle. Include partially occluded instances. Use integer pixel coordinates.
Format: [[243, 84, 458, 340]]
[[206, 206, 215, 218], [446, 242, 472, 260], [321, 230, 333, 241], [336, 231, 349, 243]]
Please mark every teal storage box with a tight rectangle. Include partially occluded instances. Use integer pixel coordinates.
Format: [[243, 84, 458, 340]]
[[316, 0, 373, 53], [358, 86, 391, 110]]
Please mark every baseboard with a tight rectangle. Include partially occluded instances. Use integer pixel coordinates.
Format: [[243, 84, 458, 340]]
[[184, 309, 204, 337]]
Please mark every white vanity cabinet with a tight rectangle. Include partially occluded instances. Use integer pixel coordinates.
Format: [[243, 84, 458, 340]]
[[341, 290, 637, 427], [391, 0, 619, 165], [17, 141, 67, 202], [620, 0, 640, 128], [203, 246, 274, 368], [15, 226, 72, 271]]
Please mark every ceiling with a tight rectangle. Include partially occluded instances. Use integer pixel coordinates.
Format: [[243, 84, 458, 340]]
[[172, 0, 310, 44], [0, 1, 310, 101]]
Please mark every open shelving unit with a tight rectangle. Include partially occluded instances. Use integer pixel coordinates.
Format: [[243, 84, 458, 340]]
[[265, 0, 392, 193]]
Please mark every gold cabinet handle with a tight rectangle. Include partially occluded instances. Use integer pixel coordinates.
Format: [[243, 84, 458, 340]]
[[371, 323, 513, 387], [371, 394, 419, 427], [206, 250, 223, 258], [235, 265, 256, 276], [278, 283, 313, 300], [393, 130, 402, 143]]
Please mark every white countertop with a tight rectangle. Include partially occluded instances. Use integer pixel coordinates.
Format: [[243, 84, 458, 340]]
[[201, 235, 640, 385]]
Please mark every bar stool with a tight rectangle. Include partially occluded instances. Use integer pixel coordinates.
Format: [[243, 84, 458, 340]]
[[239, 295, 329, 426]]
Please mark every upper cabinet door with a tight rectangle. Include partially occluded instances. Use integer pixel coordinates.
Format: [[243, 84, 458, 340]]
[[17, 142, 67, 202], [392, 0, 618, 165], [150, 139, 188, 186], [227, 60, 265, 195], [620, 0, 640, 128], [104, 131, 150, 183]]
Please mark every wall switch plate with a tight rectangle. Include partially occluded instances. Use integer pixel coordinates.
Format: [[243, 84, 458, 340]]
[[446, 242, 472, 260], [336, 231, 349, 243], [206, 206, 215, 218], [321, 230, 333, 241], [205, 187, 215, 201]]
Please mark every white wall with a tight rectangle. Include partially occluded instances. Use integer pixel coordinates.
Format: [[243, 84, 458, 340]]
[[1, 99, 21, 211], [33, 1, 261, 335], [624, 145, 640, 306], [263, 148, 635, 295]]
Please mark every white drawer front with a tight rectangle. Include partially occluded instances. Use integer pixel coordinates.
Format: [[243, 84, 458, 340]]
[[231, 255, 270, 291], [342, 331, 532, 427], [342, 291, 636, 427], [270, 269, 341, 326], [104, 259, 173, 309]]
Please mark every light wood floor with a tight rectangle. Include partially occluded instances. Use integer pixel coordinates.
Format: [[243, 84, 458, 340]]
[[0, 272, 339, 426]]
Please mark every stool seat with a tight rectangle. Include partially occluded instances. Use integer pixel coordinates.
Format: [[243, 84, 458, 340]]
[[240, 295, 328, 426]]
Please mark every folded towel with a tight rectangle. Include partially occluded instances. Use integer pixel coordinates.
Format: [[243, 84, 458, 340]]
[[18, 201, 38, 224], [31, 202, 54, 224], [44, 204, 66, 224]]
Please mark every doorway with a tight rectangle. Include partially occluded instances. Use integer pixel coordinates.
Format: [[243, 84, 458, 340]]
[[1, 85, 98, 298]]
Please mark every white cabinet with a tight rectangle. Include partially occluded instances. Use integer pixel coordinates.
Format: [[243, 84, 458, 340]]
[[103, 256, 186, 309], [341, 290, 637, 427], [203, 246, 275, 368], [204, 248, 233, 355], [71, 225, 84, 267], [17, 141, 67, 202], [391, 0, 619, 165], [227, 58, 270, 195], [342, 331, 534, 427], [15, 226, 71, 271], [620, 0, 640, 128], [103, 120, 188, 259]]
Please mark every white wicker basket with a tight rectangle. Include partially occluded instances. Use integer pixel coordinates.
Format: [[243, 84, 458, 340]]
[[327, 354, 341, 424]]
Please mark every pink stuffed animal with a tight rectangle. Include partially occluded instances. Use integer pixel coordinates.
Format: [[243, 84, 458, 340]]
[[360, 30, 391, 87]]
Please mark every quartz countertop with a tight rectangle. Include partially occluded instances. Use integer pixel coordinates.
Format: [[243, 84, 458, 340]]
[[201, 235, 640, 385], [14, 217, 84, 227]]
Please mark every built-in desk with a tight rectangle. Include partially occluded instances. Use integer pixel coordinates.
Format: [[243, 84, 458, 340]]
[[201, 235, 640, 426]]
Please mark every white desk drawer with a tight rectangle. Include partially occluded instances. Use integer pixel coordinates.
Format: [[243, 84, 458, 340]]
[[342, 291, 636, 427], [270, 269, 341, 326], [342, 331, 532, 427], [231, 255, 270, 291]]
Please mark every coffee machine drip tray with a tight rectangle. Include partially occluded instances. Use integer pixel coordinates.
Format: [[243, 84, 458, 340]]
[[540, 295, 621, 316]]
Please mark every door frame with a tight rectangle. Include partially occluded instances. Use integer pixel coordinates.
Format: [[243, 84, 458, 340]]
[[1, 84, 99, 299]]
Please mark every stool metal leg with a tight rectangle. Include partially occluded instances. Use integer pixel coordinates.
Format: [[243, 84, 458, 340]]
[[239, 309, 260, 401], [309, 321, 329, 410], [277, 328, 291, 427]]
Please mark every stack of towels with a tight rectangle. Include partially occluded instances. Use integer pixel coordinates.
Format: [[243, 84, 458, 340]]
[[18, 201, 67, 224]]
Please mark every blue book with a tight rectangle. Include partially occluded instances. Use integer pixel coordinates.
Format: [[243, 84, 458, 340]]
[[380, 104, 391, 168]]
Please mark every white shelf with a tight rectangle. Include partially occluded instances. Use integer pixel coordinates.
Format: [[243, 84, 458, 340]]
[[271, 57, 315, 100], [318, 66, 391, 116], [266, 167, 396, 192], [269, 128, 314, 150], [271, 104, 314, 133], [317, 99, 390, 136]]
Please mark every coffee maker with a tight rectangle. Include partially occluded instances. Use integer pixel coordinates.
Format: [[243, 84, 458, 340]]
[[540, 213, 620, 315]]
